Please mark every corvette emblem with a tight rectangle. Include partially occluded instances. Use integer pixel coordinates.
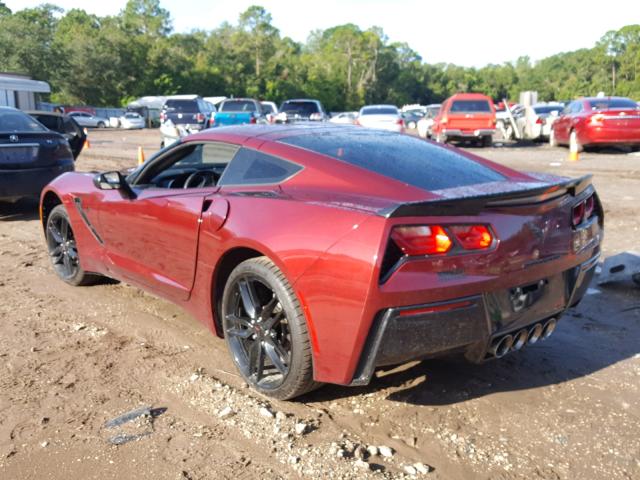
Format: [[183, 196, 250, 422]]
[[9, 134, 18, 142]]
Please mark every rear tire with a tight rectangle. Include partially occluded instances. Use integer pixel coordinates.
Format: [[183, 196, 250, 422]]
[[221, 257, 320, 400], [97, 122, 106, 128], [45, 204, 99, 286], [481, 135, 492, 148]]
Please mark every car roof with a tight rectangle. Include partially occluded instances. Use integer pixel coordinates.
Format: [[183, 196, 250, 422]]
[[448, 93, 492, 100], [24, 110, 63, 117], [282, 99, 321, 103]]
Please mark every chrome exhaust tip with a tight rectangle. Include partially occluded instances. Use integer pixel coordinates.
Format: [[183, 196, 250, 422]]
[[541, 318, 557, 339], [490, 334, 514, 358], [512, 329, 529, 351], [527, 324, 543, 345]]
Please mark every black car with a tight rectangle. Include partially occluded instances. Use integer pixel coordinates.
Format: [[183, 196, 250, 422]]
[[160, 96, 215, 131], [0, 107, 74, 202], [276, 99, 329, 123], [26, 110, 86, 159]]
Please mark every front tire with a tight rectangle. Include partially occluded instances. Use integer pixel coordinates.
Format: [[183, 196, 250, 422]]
[[221, 257, 319, 400], [46, 204, 99, 286]]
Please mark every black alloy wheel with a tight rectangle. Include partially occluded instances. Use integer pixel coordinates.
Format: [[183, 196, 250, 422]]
[[221, 257, 318, 400], [45, 204, 97, 286]]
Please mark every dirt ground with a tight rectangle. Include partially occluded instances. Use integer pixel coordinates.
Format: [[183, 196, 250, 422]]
[[0, 128, 638, 480]]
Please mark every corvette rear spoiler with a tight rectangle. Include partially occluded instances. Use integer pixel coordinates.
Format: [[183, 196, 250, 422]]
[[381, 175, 593, 218]]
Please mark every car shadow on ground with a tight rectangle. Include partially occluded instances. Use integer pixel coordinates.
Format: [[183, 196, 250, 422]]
[[305, 285, 640, 405], [0, 199, 40, 222]]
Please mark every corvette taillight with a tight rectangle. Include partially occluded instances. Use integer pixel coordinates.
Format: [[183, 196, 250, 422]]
[[391, 225, 452, 256], [450, 225, 493, 250], [572, 194, 596, 226]]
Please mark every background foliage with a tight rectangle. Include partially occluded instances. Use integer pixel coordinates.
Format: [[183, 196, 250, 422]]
[[1, 1, 639, 109]]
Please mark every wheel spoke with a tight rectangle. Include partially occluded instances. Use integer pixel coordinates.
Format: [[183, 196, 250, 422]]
[[60, 219, 69, 241], [263, 310, 284, 331], [248, 341, 265, 381], [48, 223, 63, 243], [238, 278, 260, 319], [260, 296, 278, 318], [226, 314, 252, 329], [50, 245, 63, 258], [62, 253, 72, 273], [226, 327, 253, 339], [264, 338, 288, 375]]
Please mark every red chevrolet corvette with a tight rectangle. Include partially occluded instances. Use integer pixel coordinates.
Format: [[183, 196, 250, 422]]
[[40, 125, 603, 399]]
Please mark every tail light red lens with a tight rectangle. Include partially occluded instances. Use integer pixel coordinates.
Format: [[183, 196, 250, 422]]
[[584, 194, 595, 218], [536, 117, 544, 125], [397, 118, 404, 126], [450, 225, 493, 250], [196, 113, 205, 123], [572, 201, 585, 226], [391, 225, 452, 256], [250, 116, 257, 124]]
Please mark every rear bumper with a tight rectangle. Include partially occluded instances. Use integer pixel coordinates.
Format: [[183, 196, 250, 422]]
[[0, 162, 74, 201], [349, 252, 599, 386], [443, 128, 495, 138], [582, 126, 640, 145]]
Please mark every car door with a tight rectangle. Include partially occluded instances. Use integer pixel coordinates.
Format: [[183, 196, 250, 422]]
[[95, 141, 239, 301], [554, 103, 574, 142]]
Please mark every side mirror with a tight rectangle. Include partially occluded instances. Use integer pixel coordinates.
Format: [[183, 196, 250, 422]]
[[93, 171, 136, 199]]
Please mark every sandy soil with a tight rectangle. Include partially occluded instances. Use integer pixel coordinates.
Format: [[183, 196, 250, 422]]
[[0, 129, 638, 480]]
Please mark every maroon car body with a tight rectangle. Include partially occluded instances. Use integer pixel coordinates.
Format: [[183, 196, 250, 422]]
[[551, 96, 640, 150], [40, 125, 603, 399]]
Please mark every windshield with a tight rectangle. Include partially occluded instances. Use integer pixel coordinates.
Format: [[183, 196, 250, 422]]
[[534, 106, 563, 114], [280, 102, 320, 116], [220, 100, 258, 112], [0, 110, 48, 133], [361, 106, 398, 116], [587, 98, 638, 110], [279, 130, 504, 191], [450, 100, 492, 113], [163, 100, 198, 113]]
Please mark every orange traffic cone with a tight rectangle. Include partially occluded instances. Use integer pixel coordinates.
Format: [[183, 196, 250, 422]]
[[568, 140, 579, 162], [137, 146, 145, 165], [83, 128, 90, 149]]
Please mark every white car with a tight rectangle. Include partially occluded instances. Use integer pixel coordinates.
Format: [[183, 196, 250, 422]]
[[514, 104, 564, 140], [356, 105, 403, 132], [260, 101, 278, 124], [416, 104, 441, 138], [329, 111, 358, 124], [68, 111, 109, 128], [119, 112, 145, 129]]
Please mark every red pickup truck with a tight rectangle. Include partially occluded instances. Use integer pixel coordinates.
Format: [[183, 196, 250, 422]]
[[431, 93, 496, 147]]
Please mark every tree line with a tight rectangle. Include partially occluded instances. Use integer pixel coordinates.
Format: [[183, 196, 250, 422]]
[[1, 1, 639, 110]]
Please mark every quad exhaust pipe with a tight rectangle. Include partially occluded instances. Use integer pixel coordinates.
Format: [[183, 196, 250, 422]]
[[488, 318, 557, 359]]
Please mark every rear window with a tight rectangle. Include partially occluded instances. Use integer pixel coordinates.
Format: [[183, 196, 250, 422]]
[[220, 100, 258, 112], [361, 106, 398, 116], [163, 100, 198, 113], [450, 100, 492, 113], [587, 98, 638, 110], [0, 110, 47, 133], [533, 105, 563, 114], [31, 114, 62, 131], [279, 130, 504, 191], [280, 101, 320, 116]]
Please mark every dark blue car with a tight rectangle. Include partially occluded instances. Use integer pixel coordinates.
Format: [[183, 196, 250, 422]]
[[0, 107, 74, 202]]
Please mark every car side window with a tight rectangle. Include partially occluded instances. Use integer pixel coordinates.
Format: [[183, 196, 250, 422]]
[[134, 142, 240, 188], [219, 148, 303, 186]]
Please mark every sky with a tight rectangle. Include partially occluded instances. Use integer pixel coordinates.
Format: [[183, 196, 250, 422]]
[[7, 0, 640, 67]]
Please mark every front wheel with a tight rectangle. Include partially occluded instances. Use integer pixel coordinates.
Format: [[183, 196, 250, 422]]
[[435, 131, 447, 144], [221, 257, 319, 400], [46, 205, 99, 286]]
